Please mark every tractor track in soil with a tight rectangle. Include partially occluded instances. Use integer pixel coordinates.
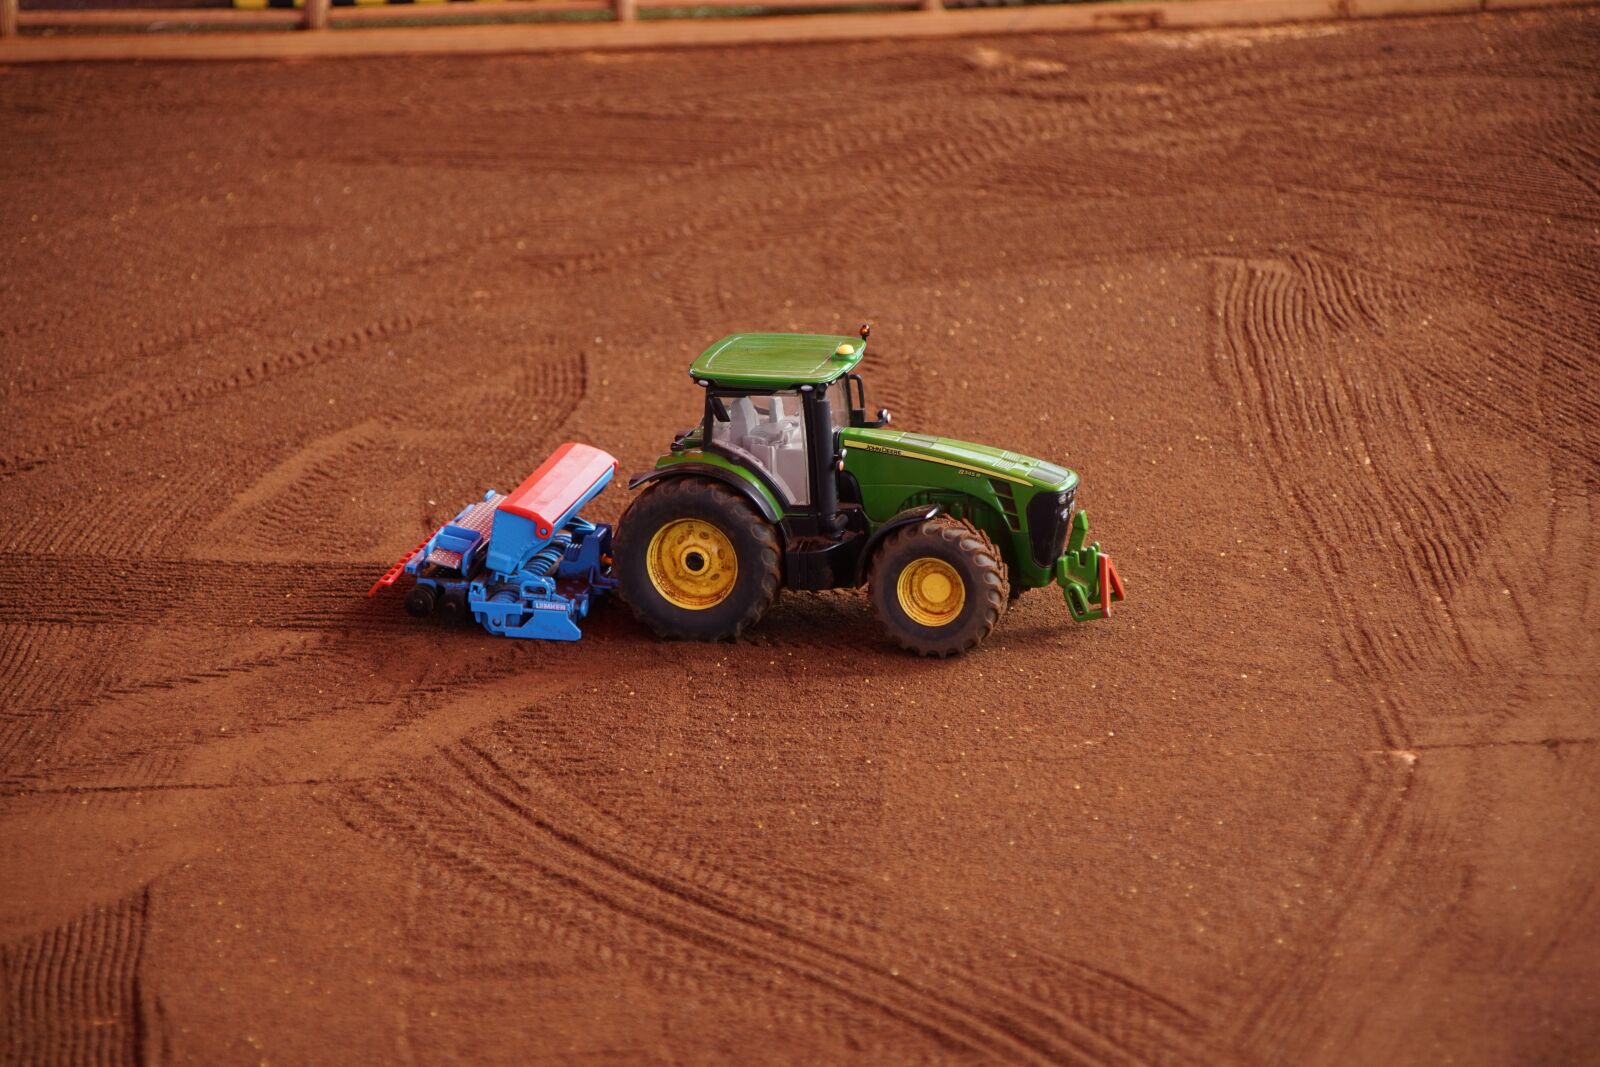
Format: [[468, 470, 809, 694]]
[[0, 889, 151, 1067], [336, 739, 1219, 1067], [2, 10, 1598, 1066]]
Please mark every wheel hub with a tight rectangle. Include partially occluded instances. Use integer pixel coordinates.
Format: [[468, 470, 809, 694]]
[[647, 519, 738, 610], [897, 557, 965, 628]]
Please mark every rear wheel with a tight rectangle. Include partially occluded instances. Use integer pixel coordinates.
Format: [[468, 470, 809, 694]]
[[616, 478, 781, 641], [869, 516, 1008, 657]]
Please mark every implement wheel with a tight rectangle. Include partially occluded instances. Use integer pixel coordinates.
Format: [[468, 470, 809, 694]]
[[616, 478, 781, 641], [404, 583, 438, 619], [869, 516, 1008, 657]]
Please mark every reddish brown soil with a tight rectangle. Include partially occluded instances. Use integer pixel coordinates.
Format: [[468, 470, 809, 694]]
[[3, 11, 1599, 1065]]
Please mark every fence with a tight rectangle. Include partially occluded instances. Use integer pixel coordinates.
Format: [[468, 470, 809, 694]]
[[1, 0, 940, 35], [0, 0, 1584, 58]]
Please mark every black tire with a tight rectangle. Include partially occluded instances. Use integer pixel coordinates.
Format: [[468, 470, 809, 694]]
[[404, 583, 438, 618], [868, 516, 1008, 657], [616, 478, 782, 641], [439, 588, 469, 625]]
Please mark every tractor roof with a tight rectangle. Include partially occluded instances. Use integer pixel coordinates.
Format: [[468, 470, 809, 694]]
[[690, 332, 864, 388]]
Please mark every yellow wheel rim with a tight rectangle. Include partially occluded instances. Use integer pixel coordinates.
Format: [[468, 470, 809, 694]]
[[646, 519, 738, 610], [896, 557, 965, 628]]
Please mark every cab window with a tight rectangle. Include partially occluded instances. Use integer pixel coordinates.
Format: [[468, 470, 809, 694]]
[[710, 391, 810, 506], [828, 380, 852, 433]]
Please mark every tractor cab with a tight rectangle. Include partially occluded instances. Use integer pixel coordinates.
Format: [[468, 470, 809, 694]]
[[677, 327, 888, 536]]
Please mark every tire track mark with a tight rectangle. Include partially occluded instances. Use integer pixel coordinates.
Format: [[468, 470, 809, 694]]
[[1206, 214, 1595, 1059], [394, 336, 589, 480], [4, 60, 950, 413], [1428, 280, 1600, 476], [14, 83, 1005, 494], [1210, 254, 1523, 681], [1207, 251, 1473, 1059], [1, 631, 567, 800], [10, 63, 1039, 496], [0, 553, 396, 633], [1436, 484, 1600, 747], [6, 175, 578, 409], [0, 888, 150, 1067], [0, 629, 327, 794], [196, 421, 391, 562], [4, 633, 318, 721], [337, 737, 1228, 1067], [186, 337, 587, 565], [0, 313, 428, 480], [0, 623, 141, 777], [4, 447, 245, 562], [1228, 746, 1414, 1064]]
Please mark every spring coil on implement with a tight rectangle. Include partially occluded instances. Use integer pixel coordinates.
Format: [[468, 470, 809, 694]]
[[527, 531, 573, 578]]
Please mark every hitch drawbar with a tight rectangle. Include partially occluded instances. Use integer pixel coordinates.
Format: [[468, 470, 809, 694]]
[[1054, 511, 1126, 623], [368, 442, 618, 641]]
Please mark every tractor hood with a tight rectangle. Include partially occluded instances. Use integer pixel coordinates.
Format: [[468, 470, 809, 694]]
[[841, 428, 1077, 492]]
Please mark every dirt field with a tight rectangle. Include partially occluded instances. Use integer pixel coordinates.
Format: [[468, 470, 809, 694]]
[[2, 10, 1598, 1065]]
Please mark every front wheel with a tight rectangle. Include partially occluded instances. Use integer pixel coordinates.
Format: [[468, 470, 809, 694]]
[[869, 516, 1008, 657], [615, 478, 782, 641]]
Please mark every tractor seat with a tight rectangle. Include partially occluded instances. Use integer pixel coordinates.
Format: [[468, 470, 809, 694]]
[[741, 396, 801, 447]]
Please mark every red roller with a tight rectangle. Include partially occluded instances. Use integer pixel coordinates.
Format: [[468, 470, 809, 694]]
[[497, 442, 617, 540]]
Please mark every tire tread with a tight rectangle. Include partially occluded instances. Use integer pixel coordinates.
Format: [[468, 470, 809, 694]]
[[869, 516, 1008, 657], [616, 478, 781, 641]]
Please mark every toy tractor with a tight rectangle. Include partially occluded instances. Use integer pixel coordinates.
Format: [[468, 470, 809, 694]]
[[616, 326, 1122, 656]]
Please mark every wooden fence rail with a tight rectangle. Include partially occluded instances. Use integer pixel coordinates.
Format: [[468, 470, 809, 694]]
[[2, 0, 932, 34], [0, 0, 1587, 57]]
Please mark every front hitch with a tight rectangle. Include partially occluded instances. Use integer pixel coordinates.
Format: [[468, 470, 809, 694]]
[[1054, 511, 1125, 622]]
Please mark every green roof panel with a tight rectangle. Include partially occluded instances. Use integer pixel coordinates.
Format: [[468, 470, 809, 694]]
[[690, 332, 864, 387]]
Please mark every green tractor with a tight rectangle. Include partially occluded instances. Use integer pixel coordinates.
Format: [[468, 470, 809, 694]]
[[615, 327, 1123, 656]]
